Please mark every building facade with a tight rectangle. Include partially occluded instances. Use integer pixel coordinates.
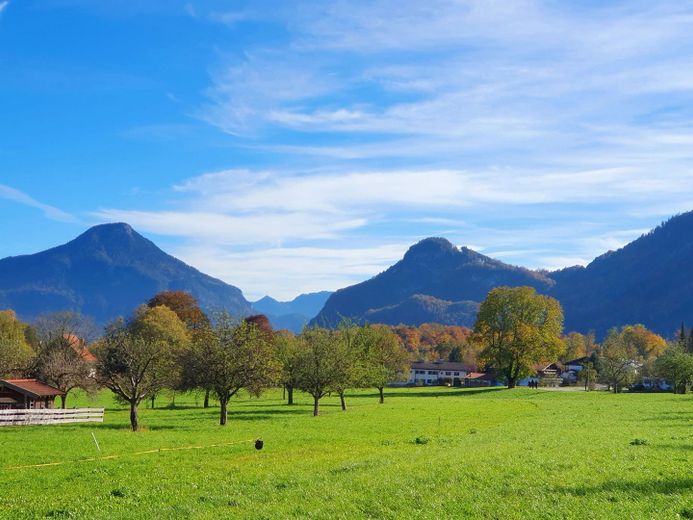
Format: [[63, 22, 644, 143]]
[[408, 360, 475, 386]]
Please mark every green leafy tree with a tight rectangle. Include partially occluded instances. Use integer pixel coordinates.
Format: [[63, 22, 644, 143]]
[[655, 346, 693, 394], [95, 306, 190, 431], [332, 320, 363, 411], [274, 331, 307, 405], [296, 327, 348, 416], [474, 286, 564, 388], [192, 314, 279, 425], [0, 310, 35, 377], [356, 324, 410, 403], [598, 328, 638, 393]]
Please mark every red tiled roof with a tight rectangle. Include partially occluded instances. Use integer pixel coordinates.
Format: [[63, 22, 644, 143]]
[[464, 372, 496, 380], [1, 379, 65, 397], [65, 334, 97, 362]]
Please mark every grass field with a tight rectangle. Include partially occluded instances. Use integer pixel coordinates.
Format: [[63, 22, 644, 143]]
[[0, 387, 691, 519]]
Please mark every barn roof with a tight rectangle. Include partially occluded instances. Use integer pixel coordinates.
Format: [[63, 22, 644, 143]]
[[0, 379, 65, 398]]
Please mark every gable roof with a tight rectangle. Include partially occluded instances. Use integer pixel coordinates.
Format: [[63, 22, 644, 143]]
[[65, 334, 97, 362], [464, 372, 495, 380], [0, 379, 65, 398], [565, 356, 592, 365], [411, 361, 476, 372]]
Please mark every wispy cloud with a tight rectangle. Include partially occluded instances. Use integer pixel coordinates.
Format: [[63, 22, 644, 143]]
[[0, 1, 9, 15], [93, 1, 693, 298], [0, 184, 75, 222]]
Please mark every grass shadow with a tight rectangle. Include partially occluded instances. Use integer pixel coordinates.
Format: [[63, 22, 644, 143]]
[[374, 387, 507, 399], [564, 477, 693, 497]]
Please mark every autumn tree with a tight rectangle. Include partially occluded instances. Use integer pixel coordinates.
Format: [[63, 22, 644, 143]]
[[147, 291, 211, 406], [147, 291, 210, 331], [191, 313, 278, 425], [0, 310, 35, 377], [295, 327, 349, 416], [95, 306, 189, 431], [619, 324, 667, 361], [561, 331, 597, 362], [474, 286, 564, 388]]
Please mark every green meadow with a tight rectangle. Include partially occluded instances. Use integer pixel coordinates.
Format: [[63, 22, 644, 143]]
[[0, 387, 691, 519]]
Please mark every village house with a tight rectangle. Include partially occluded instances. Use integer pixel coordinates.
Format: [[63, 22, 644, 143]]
[[519, 362, 563, 387], [0, 379, 64, 410], [463, 372, 497, 387], [560, 356, 592, 385], [408, 360, 475, 386]]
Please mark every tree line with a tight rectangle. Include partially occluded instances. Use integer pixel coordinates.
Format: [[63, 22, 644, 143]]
[[2, 286, 692, 432], [471, 286, 693, 393], [0, 292, 410, 431]]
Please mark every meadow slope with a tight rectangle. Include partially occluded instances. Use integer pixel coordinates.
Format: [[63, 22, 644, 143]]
[[0, 388, 691, 519]]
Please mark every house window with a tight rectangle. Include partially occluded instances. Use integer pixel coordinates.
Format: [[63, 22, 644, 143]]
[[415, 370, 425, 374], [427, 371, 437, 375], [453, 372, 459, 376]]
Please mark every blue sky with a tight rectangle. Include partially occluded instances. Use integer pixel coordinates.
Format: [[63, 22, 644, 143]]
[[2, 1, 693, 300]]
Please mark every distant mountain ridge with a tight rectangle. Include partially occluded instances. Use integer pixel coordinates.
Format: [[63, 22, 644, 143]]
[[312, 212, 693, 337], [252, 291, 332, 333], [314, 237, 553, 328], [0, 223, 251, 324]]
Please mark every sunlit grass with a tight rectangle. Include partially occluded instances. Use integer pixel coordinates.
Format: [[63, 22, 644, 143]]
[[0, 387, 691, 519]]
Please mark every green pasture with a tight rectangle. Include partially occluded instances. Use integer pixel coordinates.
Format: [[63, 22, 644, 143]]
[[0, 387, 691, 519]]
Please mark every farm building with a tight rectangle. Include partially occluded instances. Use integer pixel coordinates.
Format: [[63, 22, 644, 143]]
[[408, 360, 476, 386], [463, 372, 497, 387], [0, 379, 64, 410]]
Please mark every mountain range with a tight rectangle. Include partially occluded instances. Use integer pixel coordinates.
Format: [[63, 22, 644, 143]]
[[252, 292, 332, 333], [0, 223, 251, 324], [313, 212, 693, 338], [3, 212, 693, 337]]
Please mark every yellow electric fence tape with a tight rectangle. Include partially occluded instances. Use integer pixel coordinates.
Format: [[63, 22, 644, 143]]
[[5, 438, 256, 470]]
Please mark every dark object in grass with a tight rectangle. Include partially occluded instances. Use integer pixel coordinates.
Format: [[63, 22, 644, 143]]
[[110, 488, 126, 498], [255, 439, 264, 450], [415, 437, 429, 445], [630, 438, 648, 446], [469, 429, 478, 434]]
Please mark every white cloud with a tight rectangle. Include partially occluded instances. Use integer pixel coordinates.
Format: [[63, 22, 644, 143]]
[[0, 184, 75, 222], [93, 1, 693, 298], [0, 1, 8, 14], [173, 242, 408, 301]]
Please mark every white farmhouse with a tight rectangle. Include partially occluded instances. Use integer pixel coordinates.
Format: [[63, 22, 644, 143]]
[[408, 360, 474, 386]]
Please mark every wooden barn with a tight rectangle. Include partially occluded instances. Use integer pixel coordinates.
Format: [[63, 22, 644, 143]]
[[0, 379, 64, 410]]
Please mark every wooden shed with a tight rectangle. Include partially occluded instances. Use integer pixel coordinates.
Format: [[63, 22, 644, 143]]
[[0, 379, 64, 410]]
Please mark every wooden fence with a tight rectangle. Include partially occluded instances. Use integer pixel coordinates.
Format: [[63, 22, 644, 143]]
[[0, 408, 104, 426]]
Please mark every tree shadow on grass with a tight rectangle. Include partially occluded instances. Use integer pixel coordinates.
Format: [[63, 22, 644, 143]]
[[563, 477, 693, 497], [642, 412, 693, 428], [652, 443, 693, 452], [91, 424, 185, 431], [370, 387, 507, 399]]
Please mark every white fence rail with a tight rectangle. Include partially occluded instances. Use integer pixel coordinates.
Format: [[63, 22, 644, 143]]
[[0, 408, 104, 426]]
